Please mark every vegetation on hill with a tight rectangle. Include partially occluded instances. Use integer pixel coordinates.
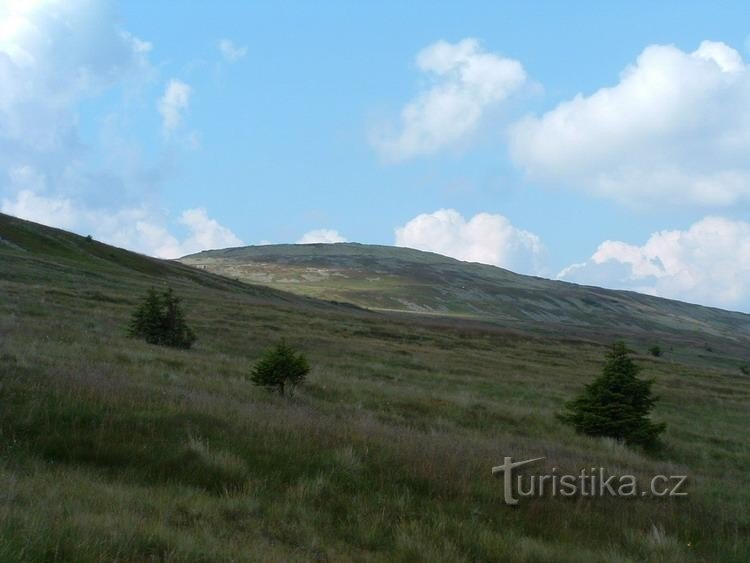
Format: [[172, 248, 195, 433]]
[[250, 340, 310, 396], [180, 243, 750, 359], [128, 287, 197, 349], [649, 344, 663, 357], [560, 342, 666, 449], [0, 213, 748, 561]]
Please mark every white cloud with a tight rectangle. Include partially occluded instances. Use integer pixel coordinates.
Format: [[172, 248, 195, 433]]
[[173, 208, 243, 256], [372, 38, 526, 161], [297, 229, 347, 244], [0, 165, 77, 228], [0, 0, 151, 161], [0, 2, 239, 260], [107, 207, 242, 259], [0, 0, 161, 232], [510, 41, 750, 207], [158, 79, 191, 135], [1, 191, 243, 259], [558, 216, 750, 311], [218, 39, 247, 62], [394, 209, 543, 274], [1, 189, 76, 230]]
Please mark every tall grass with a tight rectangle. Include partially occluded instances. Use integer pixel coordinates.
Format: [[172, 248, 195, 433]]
[[0, 236, 748, 561]]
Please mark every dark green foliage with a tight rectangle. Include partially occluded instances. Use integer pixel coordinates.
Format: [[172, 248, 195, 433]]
[[0, 352, 17, 364], [249, 340, 309, 396], [740, 364, 750, 375], [160, 288, 197, 348], [128, 288, 196, 349], [128, 288, 163, 343], [648, 345, 662, 357], [559, 342, 665, 449]]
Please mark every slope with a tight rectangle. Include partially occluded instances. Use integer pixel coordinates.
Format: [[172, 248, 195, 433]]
[[0, 213, 748, 561], [181, 242, 750, 352]]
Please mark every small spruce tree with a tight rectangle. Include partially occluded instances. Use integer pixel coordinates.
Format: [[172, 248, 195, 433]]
[[559, 342, 665, 449], [128, 288, 165, 345], [128, 287, 196, 349], [249, 341, 309, 396], [160, 288, 196, 349]]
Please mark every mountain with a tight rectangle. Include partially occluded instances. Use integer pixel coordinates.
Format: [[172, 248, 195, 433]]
[[1, 212, 749, 561], [0, 212, 364, 314], [181, 243, 750, 350]]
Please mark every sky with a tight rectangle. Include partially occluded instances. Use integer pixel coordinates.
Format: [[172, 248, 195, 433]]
[[1, 0, 750, 313]]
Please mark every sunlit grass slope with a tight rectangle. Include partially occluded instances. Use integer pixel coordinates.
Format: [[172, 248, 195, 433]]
[[181, 243, 750, 350], [0, 212, 748, 561]]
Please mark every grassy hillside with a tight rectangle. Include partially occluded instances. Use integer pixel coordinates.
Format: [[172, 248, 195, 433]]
[[1, 212, 749, 561], [181, 243, 750, 354]]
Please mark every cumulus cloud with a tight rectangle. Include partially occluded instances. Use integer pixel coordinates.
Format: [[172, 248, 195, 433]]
[[128, 208, 244, 258], [0, 0, 153, 223], [158, 79, 191, 135], [372, 38, 526, 161], [218, 39, 247, 62], [394, 209, 543, 274], [1, 188, 76, 230], [0, 160, 235, 259], [171, 208, 243, 256], [0, 0, 151, 168], [510, 41, 750, 207], [1, 190, 243, 259], [558, 217, 750, 312], [296, 229, 347, 244], [0, 2, 237, 259]]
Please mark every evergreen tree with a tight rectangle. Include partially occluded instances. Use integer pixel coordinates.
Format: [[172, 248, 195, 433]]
[[559, 342, 665, 449], [249, 341, 310, 396], [128, 288, 164, 345], [160, 288, 196, 349], [128, 288, 196, 349]]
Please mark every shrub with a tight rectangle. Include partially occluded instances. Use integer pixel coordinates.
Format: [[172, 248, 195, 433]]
[[249, 341, 309, 396], [0, 352, 17, 364], [128, 288, 196, 349], [559, 342, 665, 450], [648, 345, 662, 357], [740, 364, 750, 375]]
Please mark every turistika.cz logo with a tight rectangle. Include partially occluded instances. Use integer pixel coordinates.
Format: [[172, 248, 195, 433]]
[[492, 457, 688, 505]]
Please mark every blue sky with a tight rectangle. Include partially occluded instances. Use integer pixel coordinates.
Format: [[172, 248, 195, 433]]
[[1, 1, 749, 312]]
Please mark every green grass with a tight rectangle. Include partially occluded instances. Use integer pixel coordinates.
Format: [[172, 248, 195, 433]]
[[181, 243, 750, 358], [0, 213, 749, 561]]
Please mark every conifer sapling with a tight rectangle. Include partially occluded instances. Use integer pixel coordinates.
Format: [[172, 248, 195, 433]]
[[559, 342, 665, 449]]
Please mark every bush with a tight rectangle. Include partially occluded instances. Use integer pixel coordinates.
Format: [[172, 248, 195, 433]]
[[559, 342, 665, 450], [648, 345, 662, 357], [740, 364, 750, 375], [128, 288, 196, 349], [249, 341, 309, 396]]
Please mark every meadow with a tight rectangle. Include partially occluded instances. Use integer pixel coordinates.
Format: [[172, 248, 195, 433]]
[[0, 214, 748, 561]]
